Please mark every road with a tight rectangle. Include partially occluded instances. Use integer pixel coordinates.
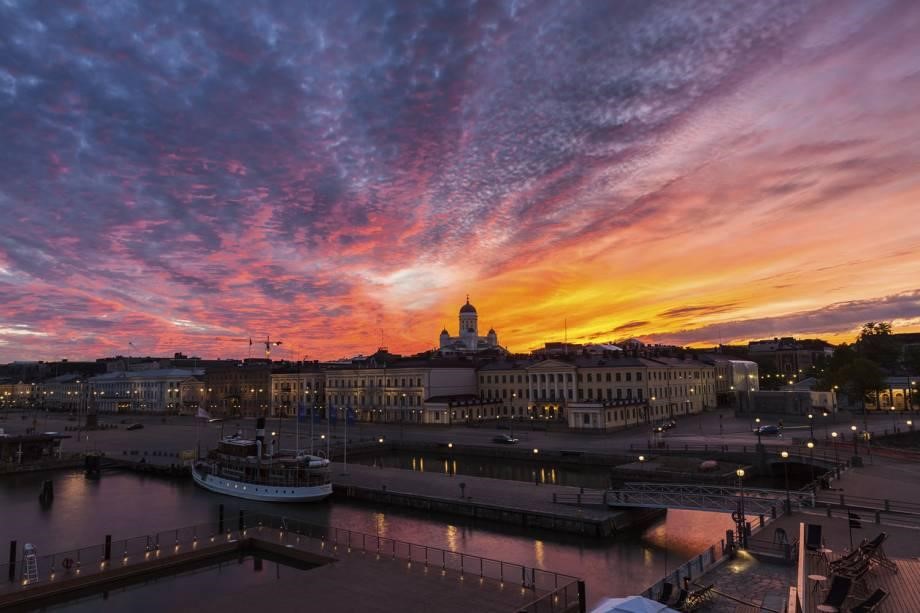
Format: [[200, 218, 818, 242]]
[[0, 408, 910, 459]]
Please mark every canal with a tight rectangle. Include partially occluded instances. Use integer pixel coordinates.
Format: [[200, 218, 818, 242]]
[[1, 469, 734, 608]]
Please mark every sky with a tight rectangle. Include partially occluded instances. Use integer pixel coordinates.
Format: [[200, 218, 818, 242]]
[[1, 0, 919, 363]]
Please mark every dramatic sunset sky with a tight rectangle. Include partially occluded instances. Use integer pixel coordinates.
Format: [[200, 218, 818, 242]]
[[1, 0, 919, 363]]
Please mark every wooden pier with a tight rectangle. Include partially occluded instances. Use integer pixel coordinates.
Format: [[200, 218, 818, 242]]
[[331, 463, 655, 537]]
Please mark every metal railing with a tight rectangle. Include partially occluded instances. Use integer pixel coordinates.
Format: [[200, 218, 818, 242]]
[[1, 511, 584, 612]]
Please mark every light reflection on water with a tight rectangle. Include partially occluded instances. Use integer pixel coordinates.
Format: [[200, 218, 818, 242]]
[[1, 470, 732, 607]]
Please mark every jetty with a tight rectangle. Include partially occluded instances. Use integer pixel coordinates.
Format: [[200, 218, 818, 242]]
[[0, 511, 584, 613], [331, 463, 652, 536]]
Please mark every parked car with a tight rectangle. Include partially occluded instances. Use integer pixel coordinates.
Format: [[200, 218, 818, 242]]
[[492, 434, 519, 444], [753, 424, 780, 436], [126, 423, 144, 431]]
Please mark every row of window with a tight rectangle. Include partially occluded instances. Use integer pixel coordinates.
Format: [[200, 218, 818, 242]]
[[327, 377, 424, 388]]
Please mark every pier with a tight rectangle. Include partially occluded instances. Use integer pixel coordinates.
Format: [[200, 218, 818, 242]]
[[0, 511, 584, 613], [331, 463, 650, 536]]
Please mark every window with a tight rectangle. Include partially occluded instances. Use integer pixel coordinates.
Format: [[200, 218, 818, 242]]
[[616, 373, 621, 382], [605, 373, 611, 382], [626, 373, 632, 382], [637, 372, 643, 381], [582, 413, 590, 425]]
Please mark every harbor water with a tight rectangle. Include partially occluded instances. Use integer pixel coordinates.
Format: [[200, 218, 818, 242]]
[[1, 469, 734, 608]]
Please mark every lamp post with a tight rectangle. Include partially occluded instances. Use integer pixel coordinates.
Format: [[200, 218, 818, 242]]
[[831, 431, 840, 467], [807, 413, 814, 440], [780, 451, 790, 513], [890, 406, 897, 433], [806, 440, 815, 483], [851, 424, 859, 457], [735, 468, 747, 548], [754, 417, 762, 447], [908, 419, 914, 432]]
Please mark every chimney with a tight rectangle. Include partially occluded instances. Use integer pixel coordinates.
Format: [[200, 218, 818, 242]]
[[255, 417, 266, 456]]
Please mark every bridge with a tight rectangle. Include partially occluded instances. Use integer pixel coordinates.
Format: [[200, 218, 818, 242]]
[[554, 482, 815, 515]]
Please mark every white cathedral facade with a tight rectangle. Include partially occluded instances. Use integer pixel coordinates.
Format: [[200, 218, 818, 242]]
[[438, 297, 501, 354]]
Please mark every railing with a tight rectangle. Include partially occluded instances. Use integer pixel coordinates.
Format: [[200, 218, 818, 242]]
[[626, 442, 843, 465], [641, 543, 724, 602], [0, 511, 584, 612], [813, 493, 920, 516]]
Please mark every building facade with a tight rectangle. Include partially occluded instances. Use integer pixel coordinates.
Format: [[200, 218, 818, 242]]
[[202, 361, 271, 417], [324, 360, 478, 424], [270, 367, 326, 417], [88, 368, 203, 414], [477, 355, 718, 431]]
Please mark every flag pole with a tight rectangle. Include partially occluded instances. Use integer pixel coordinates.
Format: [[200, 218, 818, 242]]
[[295, 400, 300, 456]]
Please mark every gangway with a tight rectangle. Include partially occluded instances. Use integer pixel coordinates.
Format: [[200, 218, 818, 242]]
[[606, 482, 814, 514], [554, 482, 815, 515]]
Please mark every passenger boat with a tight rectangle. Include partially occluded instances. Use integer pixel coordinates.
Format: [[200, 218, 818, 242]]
[[192, 417, 332, 502]]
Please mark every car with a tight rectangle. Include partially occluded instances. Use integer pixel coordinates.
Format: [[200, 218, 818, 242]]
[[753, 424, 780, 436], [492, 435, 519, 444], [126, 423, 144, 431]]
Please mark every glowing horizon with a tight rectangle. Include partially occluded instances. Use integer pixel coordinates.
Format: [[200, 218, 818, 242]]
[[1, 1, 919, 363]]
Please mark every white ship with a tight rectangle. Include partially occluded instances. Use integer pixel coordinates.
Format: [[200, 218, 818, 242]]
[[192, 417, 332, 502]]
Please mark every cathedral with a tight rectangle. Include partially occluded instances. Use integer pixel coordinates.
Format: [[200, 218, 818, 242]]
[[438, 297, 501, 354]]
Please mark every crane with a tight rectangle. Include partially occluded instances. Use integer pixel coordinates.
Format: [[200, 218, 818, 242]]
[[217, 335, 283, 360]]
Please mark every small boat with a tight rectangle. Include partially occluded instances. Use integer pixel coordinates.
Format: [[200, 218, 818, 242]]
[[192, 417, 332, 502]]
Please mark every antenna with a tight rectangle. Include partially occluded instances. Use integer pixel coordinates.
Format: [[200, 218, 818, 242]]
[[564, 319, 568, 354]]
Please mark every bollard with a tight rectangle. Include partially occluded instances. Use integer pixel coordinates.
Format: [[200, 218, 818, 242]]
[[104, 535, 112, 561], [8, 540, 16, 582], [218, 504, 225, 533]]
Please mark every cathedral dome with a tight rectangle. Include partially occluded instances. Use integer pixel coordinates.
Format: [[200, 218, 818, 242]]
[[440, 328, 449, 336], [460, 297, 477, 314]]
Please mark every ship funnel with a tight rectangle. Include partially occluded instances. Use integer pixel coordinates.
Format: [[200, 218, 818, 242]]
[[255, 417, 266, 455]]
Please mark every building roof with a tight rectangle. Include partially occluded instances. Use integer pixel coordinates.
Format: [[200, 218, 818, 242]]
[[90, 368, 202, 381], [459, 297, 477, 314]]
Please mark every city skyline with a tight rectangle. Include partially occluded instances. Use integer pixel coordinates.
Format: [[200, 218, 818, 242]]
[[2, 0, 920, 363]]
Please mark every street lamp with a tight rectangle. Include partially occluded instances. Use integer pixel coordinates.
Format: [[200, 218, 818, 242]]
[[754, 417, 762, 447], [808, 413, 814, 439], [806, 440, 815, 483], [890, 406, 897, 433], [851, 425, 859, 458], [735, 468, 747, 548], [780, 451, 790, 513], [831, 431, 840, 467], [907, 419, 914, 431]]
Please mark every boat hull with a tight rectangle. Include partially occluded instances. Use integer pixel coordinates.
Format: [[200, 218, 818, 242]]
[[192, 466, 332, 502]]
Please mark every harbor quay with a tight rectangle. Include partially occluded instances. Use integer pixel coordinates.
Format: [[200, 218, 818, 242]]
[[1, 510, 584, 613]]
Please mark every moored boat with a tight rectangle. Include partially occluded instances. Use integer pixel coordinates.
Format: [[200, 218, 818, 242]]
[[192, 417, 332, 502]]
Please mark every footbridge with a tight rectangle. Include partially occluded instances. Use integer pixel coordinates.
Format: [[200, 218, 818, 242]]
[[554, 482, 815, 515]]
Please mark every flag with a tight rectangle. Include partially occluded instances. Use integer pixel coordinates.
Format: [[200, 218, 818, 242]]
[[297, 403, 306, 422], [196, 407, 211, 420], [249, 337, 253, 346]]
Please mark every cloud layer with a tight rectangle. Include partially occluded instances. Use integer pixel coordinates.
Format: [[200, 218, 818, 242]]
[[1, 0, 919, 361]]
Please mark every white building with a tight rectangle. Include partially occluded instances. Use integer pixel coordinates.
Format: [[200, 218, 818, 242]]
[[89, 368, 203, 414], [438, 297, 501, 354], [270, 369, 325, 417]]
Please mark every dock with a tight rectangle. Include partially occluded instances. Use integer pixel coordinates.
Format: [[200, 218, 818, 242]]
[[330, 463, 653, 536], [0, 512, 584, 613]]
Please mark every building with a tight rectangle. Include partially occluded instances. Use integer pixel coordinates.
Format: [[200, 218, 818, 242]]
[[88, 368, 203, 414], [37, 374, 89, 413], [699, 354, 760, 410], [178, 376, 206, 415], [270, 365, 325, 417], [202, 361, 272, 417], [438, 297, 502, 354], [866, 376, 918, 411], [477, 354, 717, 431], [324, 355, 479, 424], [748, 337, 833, 376]]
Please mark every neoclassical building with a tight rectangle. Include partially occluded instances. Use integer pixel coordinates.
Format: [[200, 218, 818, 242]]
[[438, 297, 500, 354]]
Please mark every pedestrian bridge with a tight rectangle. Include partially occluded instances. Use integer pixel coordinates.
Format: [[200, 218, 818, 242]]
[[554, 482, 815, 515]]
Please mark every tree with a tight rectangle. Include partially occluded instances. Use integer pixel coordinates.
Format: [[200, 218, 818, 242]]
[[903, 345, 920, 377], [856, 322, 899, 371], [833, 358, 886, 410]]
